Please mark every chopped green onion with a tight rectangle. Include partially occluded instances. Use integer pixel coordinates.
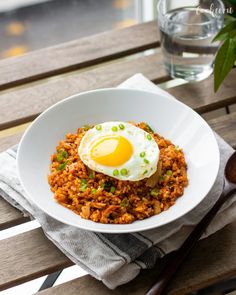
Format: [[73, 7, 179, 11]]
[[113, 169, 119, 176], [89, 171, 95, 179], [57, 160, 69, 171], [150, 189, 159, 197], [120, 197, 129, 207], [112, 126, 118, 132], [91, 188, 97, 194], [145, 123, 154, 133], [159, 175, 164, 181], [119, 124, 125, 130], [144, 159, 149, 164], [61, 150, 68, 158], [110, 186, 116, 193], [103, 180, 114, 192], [120, 168, 128, 176], [100, 183, 105, 189], [80, 186, 87, 192], [166, 170, 172, 176], [140, 152, 146, 158], [81, 179, 88, 185], [82, 124, 91, 131], [143, 170, 148, 175], [96, 124, 102, 131], [57, 150, 68, 162], [147, 134, 152, 140], [80, 180, 88, 192], [56, 154, 64, 162]]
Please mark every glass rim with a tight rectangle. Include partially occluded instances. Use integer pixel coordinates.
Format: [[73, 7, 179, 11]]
[[157, 0, 225, 26]]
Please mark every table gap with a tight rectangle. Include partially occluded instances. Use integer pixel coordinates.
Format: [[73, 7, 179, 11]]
[[0, 220, 40, 240], [202, 108, 228, 121], [0, 48, 162, 96]]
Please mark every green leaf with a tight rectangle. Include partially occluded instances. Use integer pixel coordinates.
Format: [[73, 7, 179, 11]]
[[224, 14, 236, 26], [212, 20, 236, 42], [214, 38, 236, 92]]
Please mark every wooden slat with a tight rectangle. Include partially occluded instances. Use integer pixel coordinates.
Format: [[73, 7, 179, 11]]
[[165, 222, 236, 295], [209, 113, 236, 148], [36, 222, 236, 295], [0, 132, 30, 229], [0, 228, 72, 291], [0, 112, 235, 291], [0, 53, 168, 131], [0, 21, 159, 90], [0, 199, 29, 231], [168, 69, 236, 113], [19, 223, 236, 295], [0, 133, 23, 153], [1, 52, 236, 131]]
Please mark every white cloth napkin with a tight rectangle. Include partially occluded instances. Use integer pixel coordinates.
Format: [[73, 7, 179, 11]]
[[0, 74, 235, 289]]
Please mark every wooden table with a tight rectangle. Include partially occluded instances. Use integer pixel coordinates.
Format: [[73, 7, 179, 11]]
[[1, 21, 236, 295]]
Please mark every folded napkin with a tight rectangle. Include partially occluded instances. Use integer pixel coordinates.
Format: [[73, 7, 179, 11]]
[[0, 74, 236, 289]]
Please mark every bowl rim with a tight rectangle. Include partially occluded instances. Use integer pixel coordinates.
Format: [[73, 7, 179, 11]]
[[16, 87, 220, 233]]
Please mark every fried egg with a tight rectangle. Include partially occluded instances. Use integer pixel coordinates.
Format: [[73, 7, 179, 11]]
[[78, 122, 159, 181]]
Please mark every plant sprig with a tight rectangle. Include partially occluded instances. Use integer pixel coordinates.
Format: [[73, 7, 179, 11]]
[[213, 17, 236, 92]]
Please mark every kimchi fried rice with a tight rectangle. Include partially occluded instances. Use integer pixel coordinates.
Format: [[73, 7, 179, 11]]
[[48, 122, 188, 224]]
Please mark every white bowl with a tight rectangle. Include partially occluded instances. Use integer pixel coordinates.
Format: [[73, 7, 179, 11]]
[[17, 88, 220, 233]]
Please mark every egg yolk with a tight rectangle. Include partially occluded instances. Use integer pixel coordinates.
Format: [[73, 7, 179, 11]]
[[90, 135, 133, 167]]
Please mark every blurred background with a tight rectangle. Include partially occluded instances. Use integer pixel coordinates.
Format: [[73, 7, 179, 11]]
[[0, 0, 157, 60]]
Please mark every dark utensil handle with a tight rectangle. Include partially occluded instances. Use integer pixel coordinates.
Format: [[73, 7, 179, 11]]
[[146, 187, 235, 295]]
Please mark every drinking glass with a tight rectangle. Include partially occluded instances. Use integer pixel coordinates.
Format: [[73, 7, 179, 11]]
[[157, 0, 225, 81]]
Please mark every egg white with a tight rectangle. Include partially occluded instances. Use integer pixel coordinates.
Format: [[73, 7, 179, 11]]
[[78, 121, 160, 181]]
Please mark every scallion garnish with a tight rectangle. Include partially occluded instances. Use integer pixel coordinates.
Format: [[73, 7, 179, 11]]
[[56, 154, 64, 162], [89, 171, 95, 179], [112, 126, 118, 132], [80, 179, 88, 192], [91, 188, 97, 194], [144, 159, 149, 164], [145, 123, 154, 133], [96, 125, 102, 131], [56, 150, 68, 162], [120, 197, 129, 207], [150, 189, 159, 197], [57, 160, 69, 171], [110, 186, 116, 193], [166, 170, 172, 176], [140, 152, 146, 158], [113, 169, 119, 176], [82, 124, 91, 131], [147, 134, 152, 141], [61, 150, 68, 158], [120, 168, 128, 176], [119, 124, 125, 130], [159, 175, 164, 181]]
